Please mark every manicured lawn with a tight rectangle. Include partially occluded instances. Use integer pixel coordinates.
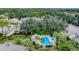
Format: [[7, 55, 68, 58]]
[[0, 34, 7, 43], [0, 39, 7, 43], [11, 35, 36, 50], [11, 35, 31, 44]]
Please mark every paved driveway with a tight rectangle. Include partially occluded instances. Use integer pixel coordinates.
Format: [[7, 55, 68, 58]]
[[0, 42, 28, 51], [66, 24, 79, 43]]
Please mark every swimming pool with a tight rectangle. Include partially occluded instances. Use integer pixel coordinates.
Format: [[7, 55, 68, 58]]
[[41, 37, 53, 45]]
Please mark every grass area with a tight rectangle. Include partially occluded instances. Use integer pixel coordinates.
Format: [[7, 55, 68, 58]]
[[53, 32, 79, 51], [0, 33, 7, 43], [11, 35, 31, 44], [0, 39, 7, 43], [11, 34, 37, 51]]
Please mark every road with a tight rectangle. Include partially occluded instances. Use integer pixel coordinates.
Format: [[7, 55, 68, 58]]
[[0, 42, 28, 51], [66, 24, 79, 43]]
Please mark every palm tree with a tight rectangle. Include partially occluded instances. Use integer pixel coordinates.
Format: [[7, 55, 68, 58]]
[[0, 19, 9, 34]]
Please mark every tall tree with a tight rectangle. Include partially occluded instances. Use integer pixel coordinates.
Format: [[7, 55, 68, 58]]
[[0, 19, 9, 34]]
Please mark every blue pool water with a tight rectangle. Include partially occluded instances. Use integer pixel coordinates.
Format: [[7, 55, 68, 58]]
[[41, 37, 53, 45]]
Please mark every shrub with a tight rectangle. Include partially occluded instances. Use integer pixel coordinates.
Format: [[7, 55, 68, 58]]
[[57, 45, 71, 51], [53, 32, 78, 51]]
